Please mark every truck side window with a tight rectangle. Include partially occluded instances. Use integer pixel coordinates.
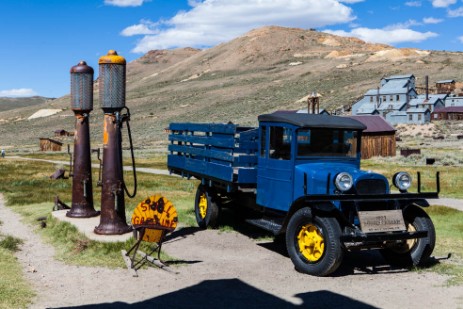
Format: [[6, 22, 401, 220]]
[[269, 127, 291, 160], [260, 126, 267, 158]]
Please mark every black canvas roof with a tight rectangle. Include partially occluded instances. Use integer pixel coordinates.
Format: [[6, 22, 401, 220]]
[[258, 112, 367, 130]]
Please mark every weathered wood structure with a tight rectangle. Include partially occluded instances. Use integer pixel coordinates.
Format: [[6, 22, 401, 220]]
[[54, 129, 74, 137], [348, 115, 396, 159], [436, 80, 456, 94], [432, 106, 463, 121], [39, 138, 63, 151]]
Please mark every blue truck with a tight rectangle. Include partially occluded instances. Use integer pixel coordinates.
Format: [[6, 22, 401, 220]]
[[167, 112, 439, 276]]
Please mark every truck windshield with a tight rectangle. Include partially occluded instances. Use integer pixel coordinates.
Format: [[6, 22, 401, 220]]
[[296, 128, 358, 158]]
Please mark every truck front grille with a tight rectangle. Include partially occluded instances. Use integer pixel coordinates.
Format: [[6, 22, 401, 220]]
[[355, 179, 387, 195]]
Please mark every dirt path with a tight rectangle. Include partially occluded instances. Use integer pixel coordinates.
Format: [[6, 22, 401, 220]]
[[5, 156, 171, 176], [1, 194, 463, 308]]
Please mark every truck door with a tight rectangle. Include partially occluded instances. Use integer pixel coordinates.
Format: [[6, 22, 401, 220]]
[[257, 125, 294, 211]]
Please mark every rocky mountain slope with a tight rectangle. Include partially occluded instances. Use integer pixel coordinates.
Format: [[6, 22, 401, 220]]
[[2, 26, 463, 150]]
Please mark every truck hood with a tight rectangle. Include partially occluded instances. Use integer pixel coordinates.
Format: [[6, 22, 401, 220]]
[[295, 162, 389, 195]]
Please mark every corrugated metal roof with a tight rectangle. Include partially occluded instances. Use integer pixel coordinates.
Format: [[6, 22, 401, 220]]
[[365, 82, 412, 95], [388, 111, 408, 117], [414, 94, 447, 101], [382, 79, 408, 88], [434, 106, 463, 113], [409, 95, 442, 105], [377, 102, 407, 111], [259, 112, 366, 130], [365, 88, 409, 95], [407, 107, 430, 113], [356, 102, 377, 114], [384, 74, 414, 80], [436, 80, 455, 84], [347, 115, 395, 133]]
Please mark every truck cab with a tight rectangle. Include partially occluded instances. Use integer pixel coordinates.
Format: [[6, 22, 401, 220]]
[[256, 112, 368, 212]]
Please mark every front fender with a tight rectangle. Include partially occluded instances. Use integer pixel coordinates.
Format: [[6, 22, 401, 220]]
[[280, 196, 341, 233]]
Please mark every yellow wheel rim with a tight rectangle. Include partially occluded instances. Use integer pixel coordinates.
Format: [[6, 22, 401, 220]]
[[392, 222, 417, 253], [198, 193, 208, 219], [405, 223, 417, 250], [297, 223, 325, 262]]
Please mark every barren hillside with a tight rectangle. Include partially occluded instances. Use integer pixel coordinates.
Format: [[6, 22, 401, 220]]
[[1, 26, 463, 150], [0, 96, 51, 113]]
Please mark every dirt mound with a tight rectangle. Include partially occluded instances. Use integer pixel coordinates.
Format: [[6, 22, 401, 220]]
[[324, 50, 365, 59], [320, 37, 341, 47], [366, 48, 430, 62], [27, 109, 62, 120]]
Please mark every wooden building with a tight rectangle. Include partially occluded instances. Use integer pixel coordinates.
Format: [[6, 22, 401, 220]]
[[436, 80, 456, 94], [54, 129, 74, 137], [432, 106, 463, 121], [39, 138, 63, 151], [347, 115, 396, 159]]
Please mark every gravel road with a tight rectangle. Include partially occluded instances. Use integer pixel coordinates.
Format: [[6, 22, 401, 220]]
[[1, 193, 463, 309]]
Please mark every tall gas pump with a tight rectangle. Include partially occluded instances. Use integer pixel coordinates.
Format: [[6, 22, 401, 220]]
[[66, 61, 100, 218], [94, 50, 136, 235]]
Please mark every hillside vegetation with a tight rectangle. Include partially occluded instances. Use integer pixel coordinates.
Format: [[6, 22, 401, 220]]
[[0, 96, 51, 113], [2, 26, 463, 150]]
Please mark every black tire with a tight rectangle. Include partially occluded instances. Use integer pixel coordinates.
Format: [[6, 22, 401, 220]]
[[381, 205, 435, 267], [286, 207, 344, 276], [194, 184, 220, 229]]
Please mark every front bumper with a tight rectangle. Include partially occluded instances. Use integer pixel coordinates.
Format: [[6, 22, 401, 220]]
[[341, 230, 428, 242]]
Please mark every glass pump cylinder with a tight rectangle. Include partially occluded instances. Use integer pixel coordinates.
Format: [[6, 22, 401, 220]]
[[98, 50, 126, 111], [67, 61, 99, 218], [70, 61, 94, 111]]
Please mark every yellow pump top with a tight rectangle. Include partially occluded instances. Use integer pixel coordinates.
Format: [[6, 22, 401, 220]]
[[98, 50, 126, 65]]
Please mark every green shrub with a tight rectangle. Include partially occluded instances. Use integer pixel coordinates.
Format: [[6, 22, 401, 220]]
[[0, 235, 23, 252]]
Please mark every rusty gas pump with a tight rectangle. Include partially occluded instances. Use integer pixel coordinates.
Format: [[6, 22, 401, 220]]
[[94, 50, 136, 235], [66, 61, 100, 218]]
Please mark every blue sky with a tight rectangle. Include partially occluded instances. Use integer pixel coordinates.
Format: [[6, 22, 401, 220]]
[[1, 0, 463, 98]]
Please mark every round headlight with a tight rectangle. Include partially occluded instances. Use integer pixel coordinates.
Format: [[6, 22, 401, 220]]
[[335, 172, 353, 192], [393, 172, 412, 191]]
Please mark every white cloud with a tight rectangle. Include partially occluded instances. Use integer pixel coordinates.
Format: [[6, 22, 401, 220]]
[[431, 0, 456, 8], [0, 88, 38, 97], [423, 17, 443, 24], [448, 6, 463, 17], [405, 1, 422, 7], [458, 35, 463, 43], [384, 19, 421, 30], [338, 0, 364, 3], [187, 0, 202, 7], [323, 27, 438, 45], [104, 0, 146, 7], [127, 0, 356, 53], [121, 20, 158, 36]]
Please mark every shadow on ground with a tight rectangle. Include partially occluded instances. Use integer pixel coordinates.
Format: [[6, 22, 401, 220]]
[[163, 213, 442, 276], [55, 278, 378, 309]]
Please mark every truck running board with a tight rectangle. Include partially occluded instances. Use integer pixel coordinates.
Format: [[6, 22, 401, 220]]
[[245, 218, 283, 235]]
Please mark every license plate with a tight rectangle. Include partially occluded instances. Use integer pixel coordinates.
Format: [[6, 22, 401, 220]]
[[358, 210, 406, 233]]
